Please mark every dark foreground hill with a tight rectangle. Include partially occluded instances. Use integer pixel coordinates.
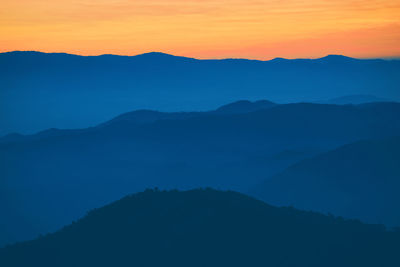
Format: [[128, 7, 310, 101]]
[[1, 51, 400, 135], [1, 101, 400, 247], [1, 189, 399, 267], [251, 136, 400, 226]]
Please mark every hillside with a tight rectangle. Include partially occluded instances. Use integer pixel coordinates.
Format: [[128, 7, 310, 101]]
[[1, 51, 399, 135], [1, 189, 399, 267], [251, 136, 400, 226]]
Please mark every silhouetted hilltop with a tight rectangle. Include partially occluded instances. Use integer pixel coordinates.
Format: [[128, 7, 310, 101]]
[[252, 136, 400, 226], [1, 189, 399, 267], [1, 51, 399, 135]]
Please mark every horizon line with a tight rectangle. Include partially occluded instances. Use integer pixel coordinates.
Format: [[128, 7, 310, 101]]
[[2, 50, 400, 62]]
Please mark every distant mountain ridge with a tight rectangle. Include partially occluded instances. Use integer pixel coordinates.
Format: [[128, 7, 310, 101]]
[[251, 136, 400, 226], [1, 189, 399, 267], [319, 94, 392, 105], [100, 100, 276, 127], [0, 99, 276, 141], [1, 51, 399, 135], [1, 50, 367, 61], [214, 100, 276, 114]]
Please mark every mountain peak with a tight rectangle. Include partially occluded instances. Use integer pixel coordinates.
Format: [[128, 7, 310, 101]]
[[134, 51, 194, 61], [137, 51, 174, 57], [317, 54, 356, 62], [270, 57, 289, 62]]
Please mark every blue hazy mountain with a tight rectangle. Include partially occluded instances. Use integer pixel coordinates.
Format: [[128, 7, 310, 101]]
[[0, 99, 276, 142], [1, 101, 400, 246], [1, 51, 400, 135], [1, 189, 399, 267], [213, 100, 276, 114], [251, 136, 400, 227], [319, 94, 392, 105], [99, 100, 275, 127]]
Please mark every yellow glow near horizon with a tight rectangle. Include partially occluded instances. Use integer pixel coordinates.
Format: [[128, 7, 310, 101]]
[[1, 0, 400, 59]]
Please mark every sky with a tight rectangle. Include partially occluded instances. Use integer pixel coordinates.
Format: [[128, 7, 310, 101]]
[[1, 0, 400, 59]]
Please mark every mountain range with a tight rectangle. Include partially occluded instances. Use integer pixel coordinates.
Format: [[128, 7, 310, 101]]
[[1, 51, 400, 135], [1, 189, 399, 267], [1, 100, 400, 247]]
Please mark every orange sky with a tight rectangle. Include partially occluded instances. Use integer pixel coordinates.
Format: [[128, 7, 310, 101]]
[[1, 0, 400, 59]]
